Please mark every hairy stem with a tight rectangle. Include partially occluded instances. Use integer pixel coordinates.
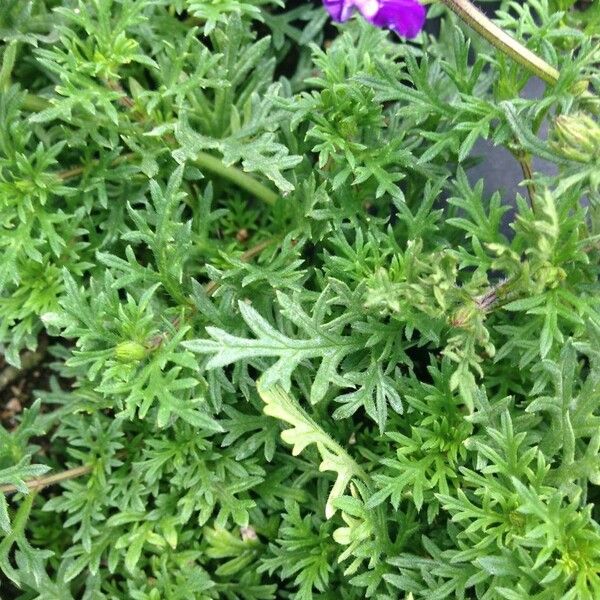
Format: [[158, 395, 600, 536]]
[[514, 151, 537, 208], [1, 465, 92, 495], [58, 153, 133, 181], [22, 93, 279, 205], [439, 0, 560, 85], [193, 152, 279, 206]]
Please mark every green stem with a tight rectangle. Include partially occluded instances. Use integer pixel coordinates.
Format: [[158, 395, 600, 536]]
[[439, 0, 560, 85], [20, 93, 279, 205], [192, 151, 279, 206]]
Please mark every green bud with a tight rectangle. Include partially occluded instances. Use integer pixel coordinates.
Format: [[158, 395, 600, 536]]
[[339, 117, 358, 140], [570, 79, 590, 97], [552, 113, 600, 162], [332, 526, 352, 545], [535, 264, 566, 289], [452, 305, 476, 328], [114, 341, 147, 363]]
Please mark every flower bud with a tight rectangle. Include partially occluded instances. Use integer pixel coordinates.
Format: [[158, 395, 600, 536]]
[[570, 79, 590, 97], [332, 526, 352, 545], [114, 341, 147, 363], [451, 305, 476, 328], [552, 114, 600, 162]]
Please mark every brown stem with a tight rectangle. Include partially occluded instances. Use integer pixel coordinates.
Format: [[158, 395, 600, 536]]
[[239, 238, 276, 262], [514, 151, 537, 209], [203, 238, 276, 297], [58, 165, 86, 181], [1, 464, 92, 495], [58, 153, 134, 181], [104, 79, 135, 109]]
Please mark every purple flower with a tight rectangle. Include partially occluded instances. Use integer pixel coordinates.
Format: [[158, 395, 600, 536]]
[[323, 0, 426, 38]]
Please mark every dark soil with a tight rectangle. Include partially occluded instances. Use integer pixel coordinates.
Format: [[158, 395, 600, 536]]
[[0, 354, 54, 431]]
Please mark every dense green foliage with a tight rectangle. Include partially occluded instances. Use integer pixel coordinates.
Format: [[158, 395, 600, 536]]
[[1, 0, 600, 598]]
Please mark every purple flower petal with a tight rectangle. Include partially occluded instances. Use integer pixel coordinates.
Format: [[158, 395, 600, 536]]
[[322, 0, 426, 38], [323, 0, 351, 21], [366, 0, 426, 38]]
